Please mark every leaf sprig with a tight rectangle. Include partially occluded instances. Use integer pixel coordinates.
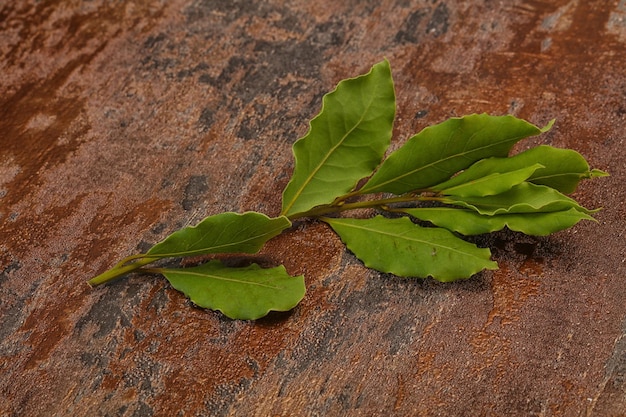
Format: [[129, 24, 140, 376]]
[[89, 60, 608, 320]]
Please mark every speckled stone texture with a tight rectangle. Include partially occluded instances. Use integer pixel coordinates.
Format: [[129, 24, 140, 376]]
[[1, 1, 625, 416]]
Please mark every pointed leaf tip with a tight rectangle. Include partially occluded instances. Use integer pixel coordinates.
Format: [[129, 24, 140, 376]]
[[281, 60, 395, 217], [540, 119, 555, 132]]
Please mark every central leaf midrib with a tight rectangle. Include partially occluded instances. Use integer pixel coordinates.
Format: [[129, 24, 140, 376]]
[[361, 133, 531, 194], [283, 91, 377, 214], [149, 224, 285, 258], [440, 165, 541, 194], [166, 269, 282, 289], [333, 220, 487, 260]]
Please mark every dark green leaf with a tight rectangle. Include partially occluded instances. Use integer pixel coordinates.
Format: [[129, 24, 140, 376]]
[[161, 261, 306, 320], [281, 60, 395, 217], [147, 212, 290, 258], [399, 207, 595, 236], [323, 215, 497, 281], [439, 182, 594, 215], [360, 114, 552, 195]]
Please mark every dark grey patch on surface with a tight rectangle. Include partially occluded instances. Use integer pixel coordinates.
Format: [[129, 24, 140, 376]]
[[233, 39, 323, 102], [385, 313, 418, 355], [395, 8, 429, 43], [606, 328, 626, 384], [80, 350, 106, 367], [107, 402, 154, 417], [75, 287, 132, 338], [426, 2, 450, 37], [205, 378, 253, 417], [147, 286, 170, 313], [185, 0, 259, 25], [0, 302, 26, 353], [123, 356, 161, 392], [198, 107, 214, 132], [130, 402, 153, 417], [0, 260, 21, 283], [136, 240, 154, 254], [311, 19, 347, 47], [598, 321, 626, 411], [198, 73, 212, 84], [282, 272, 428, 379], [150, 222, 167, 235], [182, 175, 209, 210], [178, 62, 210, 80], [142, 33, 167, 49], [395, 3, 449, 43], [236, 103, 267, 140], [415, 109, 429, 118]]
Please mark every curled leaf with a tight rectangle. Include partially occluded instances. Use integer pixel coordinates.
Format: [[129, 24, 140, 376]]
[[440, 182, 594, 215], [398, 207, 595, 236]]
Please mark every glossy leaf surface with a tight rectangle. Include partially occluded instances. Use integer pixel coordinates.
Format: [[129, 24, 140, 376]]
[[147, 212, 290, 258], [161, 261, 306, 320], [281, 60, 395, 217], [440, 182, 592, 215], [323, 215, 497, 281], [400, 207, 594, 236], [360, 114, 552, 195]]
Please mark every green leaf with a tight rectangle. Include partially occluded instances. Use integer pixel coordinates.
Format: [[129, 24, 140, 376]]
[[519, 146, 607, 193], [399, 207, 595, 236], [161, 261, 306, 320], [323, 215, 497, 282], [147, 212, 291, 258], [440, 182, 594, 215], [281, 59, 396, 217], [360, 114, 553, 195], [525, 148, 609, 193], [433, 163, 545, 197], [433, 145, 605, 195]]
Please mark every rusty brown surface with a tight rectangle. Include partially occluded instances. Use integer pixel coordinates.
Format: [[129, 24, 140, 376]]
[[1, 1, 625, 416]]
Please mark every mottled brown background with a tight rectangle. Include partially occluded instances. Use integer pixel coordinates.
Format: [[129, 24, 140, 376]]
[[1, 1, 625, 416]]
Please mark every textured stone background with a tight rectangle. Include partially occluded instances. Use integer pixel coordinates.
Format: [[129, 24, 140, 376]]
[[1, 1, 625, 416]]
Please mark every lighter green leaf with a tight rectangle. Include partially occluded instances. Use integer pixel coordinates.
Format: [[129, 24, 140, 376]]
[[433, 145, 604, 195], [281, 60, 395, 217], [525, 147, 610, 193], [147, 212, 290, 258], [399, 207, 595, 236], [433, 164, 544, 197], [161, 261, 306, 320], [440, 182, 594, 215], [518, 146, 603, 193], [360, 114, 552, 195], [323, 215, 497, 282]]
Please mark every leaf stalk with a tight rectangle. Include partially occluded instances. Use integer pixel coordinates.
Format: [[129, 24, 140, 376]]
[[286, 192, 439, 220], [88, 255, 159, 287]]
